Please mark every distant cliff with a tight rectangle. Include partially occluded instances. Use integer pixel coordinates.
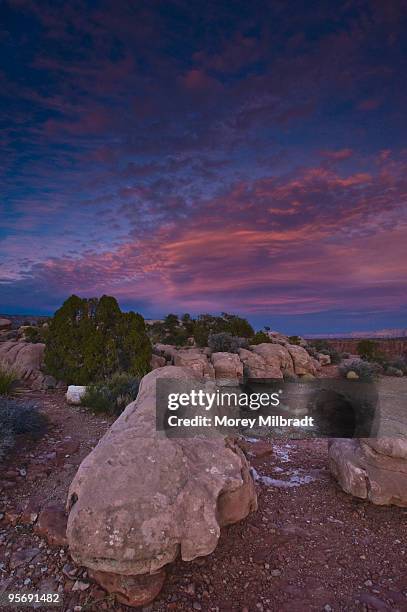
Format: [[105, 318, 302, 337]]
[[311, 338, 407, 359]]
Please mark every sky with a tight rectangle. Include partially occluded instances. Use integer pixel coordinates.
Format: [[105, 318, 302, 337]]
[[1, 0, 406, 334]]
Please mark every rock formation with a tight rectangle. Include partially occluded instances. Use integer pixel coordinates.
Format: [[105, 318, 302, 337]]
[[0, 340, 55, 389], [0, 318, 12, 331], [329, 438, 407, 507], [154, 339, 319, 381], [66, 366, 257, 605]]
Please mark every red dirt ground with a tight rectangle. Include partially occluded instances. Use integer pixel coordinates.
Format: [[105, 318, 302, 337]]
[[1, 390, 406, 612]]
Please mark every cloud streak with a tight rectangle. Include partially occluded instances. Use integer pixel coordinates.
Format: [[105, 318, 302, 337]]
[[1, 0, 407, 333]]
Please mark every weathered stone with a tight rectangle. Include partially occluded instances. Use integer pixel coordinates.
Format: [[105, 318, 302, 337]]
[[238, 348, 277, 379], [10, 547, 40, 569], [0, 318, 12, 331], [250, 343, 292, 377], [317, 353, 331, 366], [329, 438, 407, 507], [66, 385, 87, 405], [154, 344, 179, 363], [266, 331, 290, 345], [237, 439, 273, 459], [67, 366, 257, 577], [174, 349, 214, 379], [150, 354, 166, 370], [35, 504, 68, 546], [287, 344, 317, 376], [89, 569, 166, 608], [210, 352, 243, 385], [0, 340, 45, 385]]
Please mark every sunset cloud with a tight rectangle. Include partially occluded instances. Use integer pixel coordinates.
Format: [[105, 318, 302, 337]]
[[1, 0, 407, 333]]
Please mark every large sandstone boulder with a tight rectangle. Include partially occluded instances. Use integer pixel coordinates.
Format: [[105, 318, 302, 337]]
[[150, 354, 166, 370], [329, 438, 407, 507], [154, 344, 179, 362], [287, 344, 317, 376], [210, 352, 243, 385], [67, 366, 257, 587], [250, 343, 292, 377], [266, 330, 289, 345], [239, 348, 279, 378], [174, 348, 214, 379], [0, 340, 50, 388]]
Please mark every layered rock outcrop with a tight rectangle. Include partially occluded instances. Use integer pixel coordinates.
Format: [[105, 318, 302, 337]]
[[329, 378, 407, 507], [0, 340, 54, 389], [67, 366, 257, 604], [154, 340, 319, 381], [329, 438, 407, 507]]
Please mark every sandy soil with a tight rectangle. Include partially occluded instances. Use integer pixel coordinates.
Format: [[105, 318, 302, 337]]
[[0, 390, 406, 612]]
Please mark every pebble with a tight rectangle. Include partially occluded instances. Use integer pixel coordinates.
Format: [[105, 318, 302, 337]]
[[72, 580, 90, 591]]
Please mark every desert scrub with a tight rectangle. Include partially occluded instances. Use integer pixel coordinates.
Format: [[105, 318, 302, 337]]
[[309, 341, 341, 364], [339, 359, 381, 381], [0, 397, 48, 461], [386, 357, 407, 375], [0, 366, 18, 395], [44, 295, 152, 384], [23, 325, 47, 343], [250, 331, 272, 345], [384, 366, 404, 377], [81, 373, 140, 415], [208, 332, 243, 353]]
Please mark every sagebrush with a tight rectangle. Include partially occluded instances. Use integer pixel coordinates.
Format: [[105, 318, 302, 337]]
[[81, 372, 140, 415], [0, 366, 17, 395], [0, 397, 48, 461], [339, 359, 381, 381]]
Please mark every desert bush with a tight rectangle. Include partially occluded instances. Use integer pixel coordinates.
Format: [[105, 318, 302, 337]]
[[339, 359, 381, 381], [250, 331, 271, 345], [384, 366, 403, 377], [194, 314, 254, 347], [386, 356, 407, 374], [320, 348, 341, 365], [23, 325, 46, 343], [0, 366, 17, 395], [356, 339, 385, 363], [149, 312, 254, 347], [288, 335, 301, 345], [81, 373, 140, 415], [208, 332, 241, 353], [305, 344, 319, 358], [0, 397, 48, 461], [309, 341, 341, 364], [44, 295, 151, 384]]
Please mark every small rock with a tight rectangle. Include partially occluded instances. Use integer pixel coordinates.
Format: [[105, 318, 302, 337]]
[[34, 504, 68, 547], [72, 580, 90, 591]]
